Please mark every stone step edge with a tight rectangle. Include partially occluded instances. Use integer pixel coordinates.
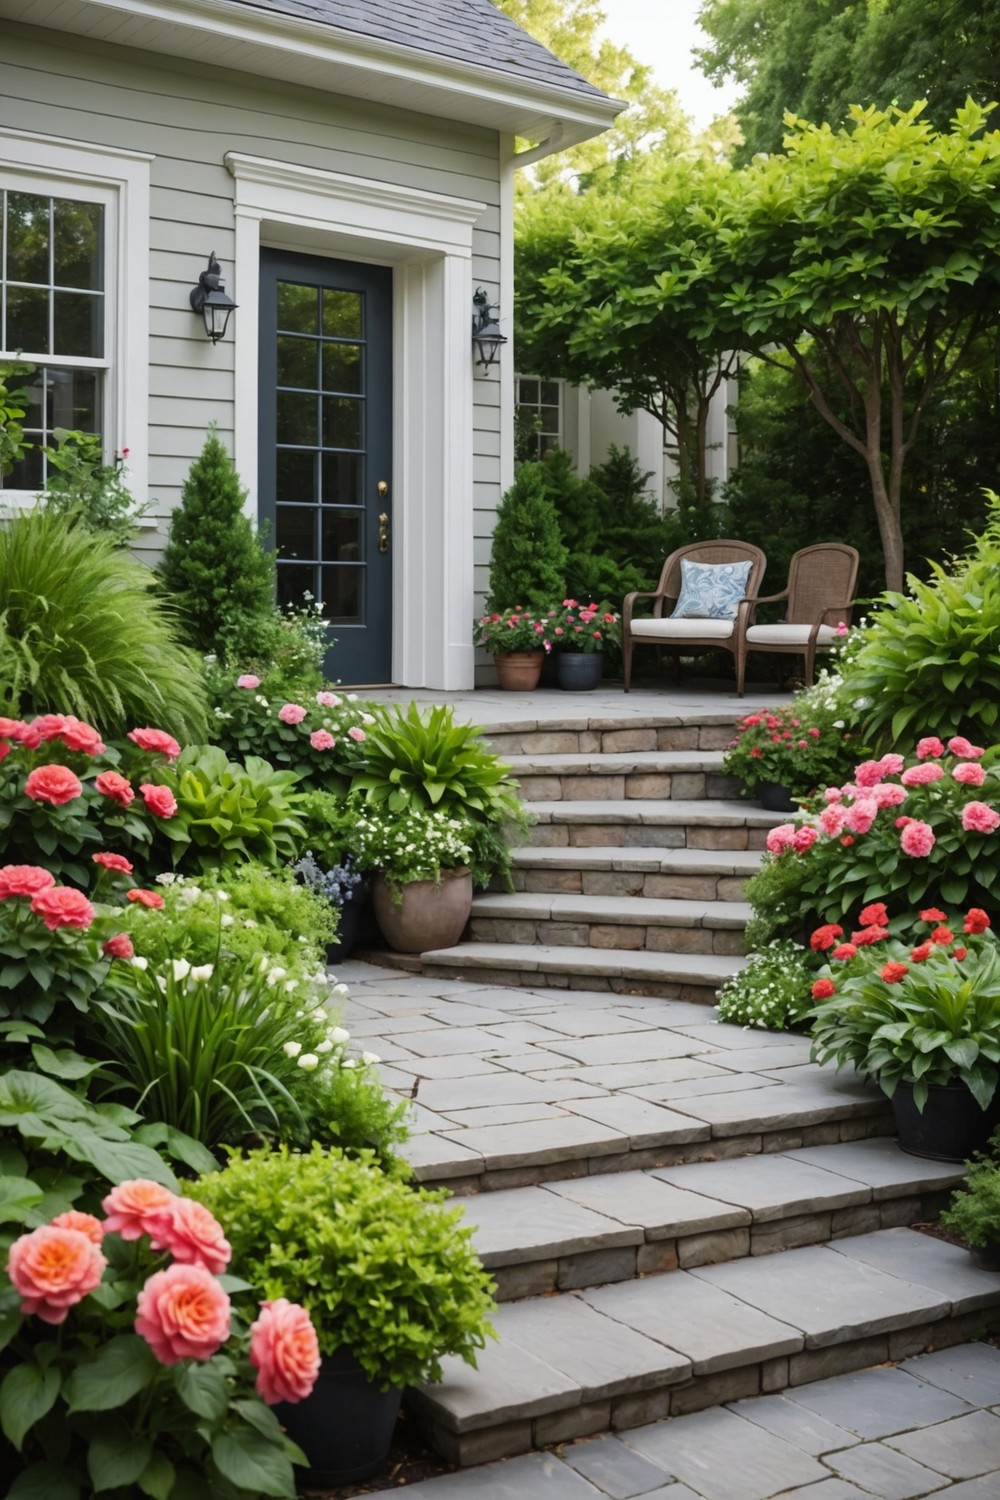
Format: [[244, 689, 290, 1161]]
[[478, 712, 747, 736], [508, 751, 729, 773], [405, 942, 746, 984], [510, 847, 763, 873], [527, 798, 781, 827], [406, 1232, 1000, 1466], [471, 892, 751, 930]]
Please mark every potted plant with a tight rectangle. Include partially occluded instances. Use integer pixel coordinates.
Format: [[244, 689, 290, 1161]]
[[548, 599, 621, 691], [722, 682, 864, 810], [473, 607, 554, 690], [357, 806, 476, 953], [808, 905, 1000, 1160], [940, 1129, 1000, 1269], [187, 1143, 496, 1486]]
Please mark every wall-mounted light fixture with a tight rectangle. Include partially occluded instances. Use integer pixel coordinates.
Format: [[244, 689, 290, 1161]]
[[471, 286, 508, 373], [189, 252, 238, 344]]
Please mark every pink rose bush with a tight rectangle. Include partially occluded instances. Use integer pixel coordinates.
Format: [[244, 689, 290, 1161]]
[[250, 1298, 322, 1404], [206, 673, 380, 787]]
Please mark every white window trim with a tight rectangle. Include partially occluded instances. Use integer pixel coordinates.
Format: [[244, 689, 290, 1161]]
[[226, 152, 488, 690], [0, 128, 151, 509]]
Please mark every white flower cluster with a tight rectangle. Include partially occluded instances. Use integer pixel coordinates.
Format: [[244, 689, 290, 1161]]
[[716, 940, 812, 1032], [281, 1013, 379, 1074]]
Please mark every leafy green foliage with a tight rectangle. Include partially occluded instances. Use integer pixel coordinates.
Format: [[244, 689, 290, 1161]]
[[214, 597, 328, 699], [157, 430, 274, 658], [941, 1129, 1000, 1247], [484, 462, 568, 611], [189, 1144, 496, 1388], [716, 940, 816, 1032], [41, 430, 150, 546], [0, 509, 208, 740], [205, 672, 373, 792], [723, 681, 868, 798], [147, 747, 307, 875], [0, 362, 32, 478]]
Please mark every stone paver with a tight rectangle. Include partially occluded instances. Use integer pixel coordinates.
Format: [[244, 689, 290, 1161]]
[[900, 1344, 1000, 1406], [622, 1406, 829, 1500], [885, 1411, 1000, 1481], [786, 1139, 965, 1199], [650, 1156, 868, 1222], [496, 1297, 690, 1400], [829, 1229, 1000, 1315], [559, 1434, 676, 1498], [781, 1368, 976, 1440], [823, 1440, 951, 1497], [459, 1186, 640, 1265]]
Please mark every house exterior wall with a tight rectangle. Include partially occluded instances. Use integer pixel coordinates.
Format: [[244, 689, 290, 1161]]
[[1, 21, 508, 686]]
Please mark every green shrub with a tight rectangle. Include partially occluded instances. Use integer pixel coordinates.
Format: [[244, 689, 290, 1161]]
[[0, 509, 208, 739], [41, 428, 150, 545], [716, 941, 815, 1031], [723, 678, 868, 799], [215, 597, 328, 697], [0, 360, 32, 477], [205, 670, 373, 792], [485, 461, 568, 610], [158, 429, 274, 657], [941, 1131, 1000, 1248]]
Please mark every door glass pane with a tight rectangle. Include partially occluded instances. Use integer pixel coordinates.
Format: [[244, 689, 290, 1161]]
[[321, 508, 362, 562], [322, 289, 362, 338], [277, 335, 318, 390], [322, 396, 361, 449], [6, 193, 49, 284], [323, 565, 361, 623], [53, 200, 103, 290], [54, 290, 102, 358], [321, 453, 362, 505], [277, 282, 318, 334], [276, 562, 317, 611], [277, 391, 317, 446], [276, 449, 317, 503], [276, 505, 317, 560], [6, 286, 48, 353], [322, 341, 362, 393]]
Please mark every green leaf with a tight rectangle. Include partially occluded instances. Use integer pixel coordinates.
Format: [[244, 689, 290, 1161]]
[[29, 1045, 102, 1081], [210, 1427, 297, 1498], [138, 1451, 176, 1500], [87, 1416, 153, 1491], [0, 1364, 61, 1450], [64, 1335, 158, 1412], [0, 1174, 44, 1224], [175, 1360, 229, 1422], [7, 1463, 81, 1500]]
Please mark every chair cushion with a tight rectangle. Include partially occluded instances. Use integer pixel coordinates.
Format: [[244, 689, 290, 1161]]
[[630, 617, 737, 641], [745, 624, 840, 646], [671, 559, 753, 620]]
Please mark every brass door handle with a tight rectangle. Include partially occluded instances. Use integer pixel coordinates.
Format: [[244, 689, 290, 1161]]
[[378, 512, 389, 553]]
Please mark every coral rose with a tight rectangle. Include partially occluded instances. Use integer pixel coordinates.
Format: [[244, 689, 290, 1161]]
[[103, 933, 135, 960], [8, 1225, 106, 1324], [831, 943, 858, 960], [881, 962, 909, 984], [820, 805, 848, 836], [900, 820, 936, 856], [30, 887, 95, 931], [0, 717, 27, 739], [315, 691, 340, 707], [127, 888, 165, 909], [962, 802, 1000, 834], [309, 729, 335, 751], [11, 721, 41, 749], [792, 826, 818, 852], [128, 727, 182, 759], [930, 925, 954, 945], [278, 703, 307, 725], [852, 925, 889, 946], [809, 923, 844, 952], [102, 1179, 178, 1241], [250, 1299, 321, 1405], [919, 907, 947, 922], [95, 770, 135, 806], [872, 783, 907, 808], [135, 1263, 230, 1364], [948, 736, 985, 759], [92, 851, 134, 874], [811, 979, 836, 1000], [953, 762, 987, 787], [0, 865, 56, 899], [853, 761, 884, 788], [910, 942, 933, 962], [858, 902, 889, 929], [964, 909, 991, 935], [877, 754, 905, 777], [954, 946, 968, 960], [139, 783, 178, 819], [844, 798, 878, 834], [50, 1211, 104, 1245], [765, 824, 798, 854], [901, 763, 944, 786], [24, 764, 83, 806], [57, 717, 106, 755], [29, 714, 68, 741], [915, 737, 946, 760], [147, 1197, 231, 1276]]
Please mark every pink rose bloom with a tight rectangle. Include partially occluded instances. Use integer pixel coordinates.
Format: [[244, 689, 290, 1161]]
[[24, 764, 83, 806], [127, 728, 182, 760], [901, 763, 944, 786], [30, 887, 95, 931], [348, 726, 366, 742], [953, 762, 987, 787], [29, 714, 68, 741], [236, 675, 261, 689], [315, 691, 340, 707], [92, 851, 134, 874], [310, 729, 335, 751], [962, 802, 1000, 834], [95, 770, 135, 806], [793, 826, 818, 852], [127, 888, 165, 909], [250, 1299, 321, 1405], [11, 720, 42, 749], [820, 804, 848, 836], [103, 933, 135, 960], [915, 737, 946, 760], [8, 1225, 106, 1324], [139, 783, 178, 819], [102, 1180, 179, 1241], [900, 820, 936, 856], [844, 798, 878, 834], [765, 824, 798, 854], [948, 736, 985, 760], [147, 1197, 231, 1276], [853, 761, 884, 788], [57, 717, 106, 755], [872, 783, 908, 808], [877, 753, 905, 777], [278, 703, 307, 724], [136, 1263, 231, 1365], [50, 1211, 105, 1245], [0, 865, 56, 899], [823, 787, 844, 804]]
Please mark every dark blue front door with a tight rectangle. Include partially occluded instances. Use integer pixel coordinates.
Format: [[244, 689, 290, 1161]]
[[258, 249, 393, 684]]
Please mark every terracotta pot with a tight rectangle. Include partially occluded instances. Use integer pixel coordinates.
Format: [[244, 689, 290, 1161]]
[[555, 651, 604, 691], [276, 1348, 402, 1486], [373, 868, 473, 953], [493, 650, 544, 691]]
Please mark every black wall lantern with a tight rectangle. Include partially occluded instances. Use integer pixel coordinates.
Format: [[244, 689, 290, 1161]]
[[471, 286, 508, 373], [190, 252, 238, 344]]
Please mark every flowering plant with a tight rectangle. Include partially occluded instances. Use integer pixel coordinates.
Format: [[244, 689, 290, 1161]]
[[352, 806, 473, 899], [546, 598, 621, 654], [473, 606, 554, 654], [0, 1181, 315, 1497], [292, 851, 365, 907], [722, 677, 865, 797], [716, 939, 815, 1031], [808, 905, 1000, 1109]]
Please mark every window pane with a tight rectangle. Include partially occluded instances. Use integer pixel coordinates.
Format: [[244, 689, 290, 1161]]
[[276, 505, 317, 560], [51, 368, 99, 431], [322, 396, 361, 449], [53, 200, 103, 290], [518, 378, 539, 403], [7, 193, 49, 285], [277, 282, 318, 334], [322, 564, 361, 623], [276, 448, 317, 503], [276, 561, 317, 611], [6, 286, 48, 353], [54, 289, 102, 358], [322, 290, 361, 339], [3, 366, 101, 491], [322, 341, 362, 393], [277, 335, 318, 391], [540, 381, 560, 405], [277, 391, 317, 447], [321, 452, 362, 506], [321, 507, 362, 562]]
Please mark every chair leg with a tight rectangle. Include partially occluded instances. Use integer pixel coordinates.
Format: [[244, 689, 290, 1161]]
[[735, 641, 747, 698], [672, 651, 683, 686], [803, 645, 816, 686], [623, 632, 632, 692]]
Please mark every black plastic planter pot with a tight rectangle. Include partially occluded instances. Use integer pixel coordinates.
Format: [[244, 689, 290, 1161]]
[[892, 1081, 998, 1163], [276, 1348, 402, 1486], [555, 651, 604, 691], [325, 881, 372, 964], [756, 781, 796, 812]]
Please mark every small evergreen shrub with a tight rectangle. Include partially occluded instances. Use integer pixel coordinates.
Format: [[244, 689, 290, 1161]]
[[485, 462, 567, 610], [941, 1130, 1000, 1248]]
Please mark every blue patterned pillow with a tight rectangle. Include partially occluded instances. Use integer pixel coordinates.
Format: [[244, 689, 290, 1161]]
[[672, 559, 753, 620]]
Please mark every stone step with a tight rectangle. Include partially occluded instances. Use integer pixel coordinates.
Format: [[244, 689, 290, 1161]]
[[408, 1228, 1000, 1466], [506, 749, 738, 804], [454, 1139, 964, 1301], [526, 799, 781, 852], [483, 718, 741, 759], [510, 845, 762, 902], [468, 892, 751, 957]]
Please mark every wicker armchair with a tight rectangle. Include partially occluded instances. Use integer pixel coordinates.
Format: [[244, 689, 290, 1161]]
[[623, 541, 767, 693], [734, 543, 859, 696]]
